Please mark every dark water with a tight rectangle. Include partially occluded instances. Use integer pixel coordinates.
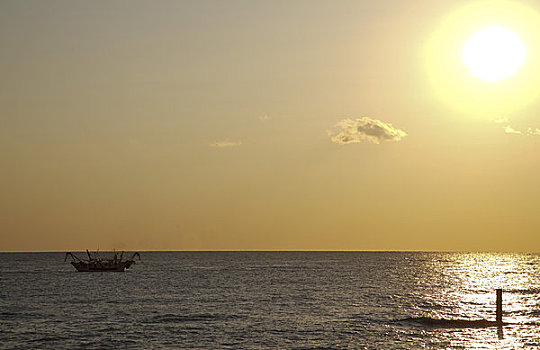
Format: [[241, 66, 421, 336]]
[[2, 252, 540, 349]]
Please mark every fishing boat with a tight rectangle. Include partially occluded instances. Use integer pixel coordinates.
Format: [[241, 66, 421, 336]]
[[64, 250, 140, 272]]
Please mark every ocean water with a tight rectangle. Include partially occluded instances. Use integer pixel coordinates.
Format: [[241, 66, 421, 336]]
[[1, 252, 540, 349]]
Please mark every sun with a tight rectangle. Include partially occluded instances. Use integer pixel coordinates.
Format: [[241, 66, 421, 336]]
[[462, 25, 526, 82], [425, 1, 540, 117]]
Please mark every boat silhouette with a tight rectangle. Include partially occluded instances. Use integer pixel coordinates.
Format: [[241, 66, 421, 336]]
[[64, 250, 140, 272]]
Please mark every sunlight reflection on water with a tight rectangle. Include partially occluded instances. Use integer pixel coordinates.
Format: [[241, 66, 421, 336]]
[[414, 253, 540, 349]]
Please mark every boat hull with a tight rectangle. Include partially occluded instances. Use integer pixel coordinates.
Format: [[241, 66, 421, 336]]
[[71, 261, 134, 272]]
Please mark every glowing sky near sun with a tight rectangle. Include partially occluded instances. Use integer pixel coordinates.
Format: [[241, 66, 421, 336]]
[[2, 0, 540, 252]]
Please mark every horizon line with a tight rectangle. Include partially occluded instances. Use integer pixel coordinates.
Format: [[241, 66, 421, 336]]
[[1, 249, 538, 253]]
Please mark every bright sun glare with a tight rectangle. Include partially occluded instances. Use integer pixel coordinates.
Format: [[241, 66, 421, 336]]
[[462, 25, 526, 82]]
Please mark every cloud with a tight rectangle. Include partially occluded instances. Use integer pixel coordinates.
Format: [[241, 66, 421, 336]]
[[527, 128, 540, 136], [209, 139, 242, 148], [503, 125, 522, 135], [493, 119, 540, 136], [493, 117, 509, 124], [328, 117, 407, 145], [498, 125, 540, 136], [491, 118, 540, 136]]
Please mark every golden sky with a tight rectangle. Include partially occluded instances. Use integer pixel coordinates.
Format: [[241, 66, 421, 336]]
[[2, 0, 540, 251]]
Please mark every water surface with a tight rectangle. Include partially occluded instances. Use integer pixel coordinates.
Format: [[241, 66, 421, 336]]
[[1, 252, 540, 349]]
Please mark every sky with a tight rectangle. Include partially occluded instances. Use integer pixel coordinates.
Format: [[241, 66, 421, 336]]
[[2, 0, 540, 252]]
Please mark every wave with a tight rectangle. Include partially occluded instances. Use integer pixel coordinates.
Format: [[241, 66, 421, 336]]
[[397, 317, 504, 328], [507, 288, 540, 295], [0, 311, 42, 321], [148, 313, 238, 324], [527, 310, 540, 317]]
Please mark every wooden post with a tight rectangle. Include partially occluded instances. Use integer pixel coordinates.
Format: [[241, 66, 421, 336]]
[[496, 289, 503, 324]]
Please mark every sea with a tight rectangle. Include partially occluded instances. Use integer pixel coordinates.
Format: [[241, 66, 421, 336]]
[[1, 252, 540, 349]]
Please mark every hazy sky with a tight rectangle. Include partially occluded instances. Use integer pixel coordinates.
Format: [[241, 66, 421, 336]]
[[3, 0, 540, 251]]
